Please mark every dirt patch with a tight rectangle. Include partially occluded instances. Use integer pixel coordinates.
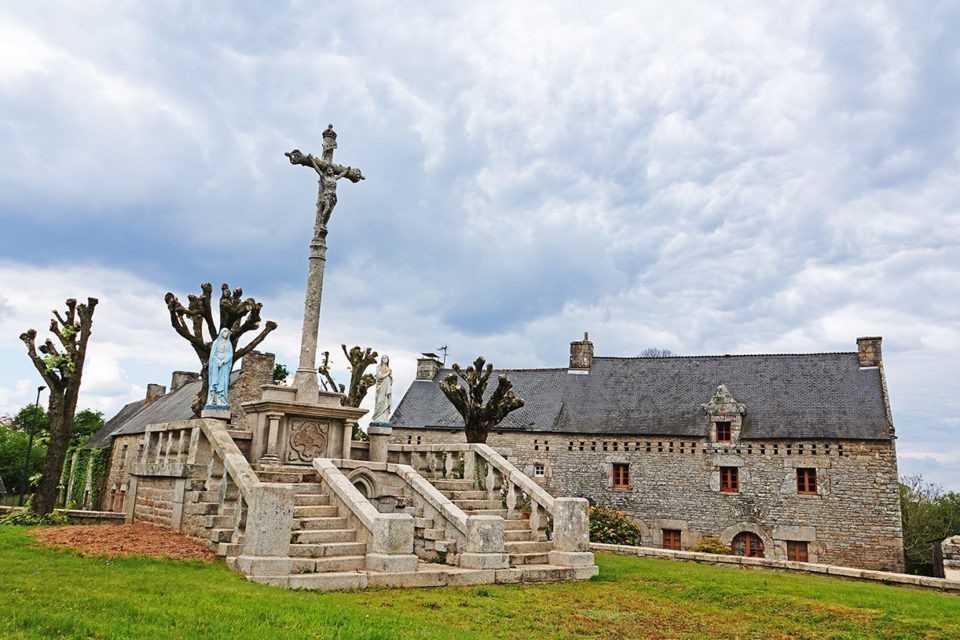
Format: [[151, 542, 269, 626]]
[[30, 523, 216, 562]]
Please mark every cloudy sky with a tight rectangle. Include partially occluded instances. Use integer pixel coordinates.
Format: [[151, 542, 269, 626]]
[[2, 2, 958, 488]]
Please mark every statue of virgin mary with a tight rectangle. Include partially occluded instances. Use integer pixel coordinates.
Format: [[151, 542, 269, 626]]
[[206, 328, 234, 407], [370, 355, 392, 424]]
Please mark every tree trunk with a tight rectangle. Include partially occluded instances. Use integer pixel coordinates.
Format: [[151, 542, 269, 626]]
[[33, 391, 71, 514]]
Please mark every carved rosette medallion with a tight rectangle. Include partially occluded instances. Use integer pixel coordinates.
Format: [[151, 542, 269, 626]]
[[288, 420, 329, 462]]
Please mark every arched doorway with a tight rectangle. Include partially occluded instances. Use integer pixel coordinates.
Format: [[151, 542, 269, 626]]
[[732, 531, 764, 558]]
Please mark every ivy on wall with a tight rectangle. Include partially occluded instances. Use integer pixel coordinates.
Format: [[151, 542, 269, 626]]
[[62, 447, 109, 510]]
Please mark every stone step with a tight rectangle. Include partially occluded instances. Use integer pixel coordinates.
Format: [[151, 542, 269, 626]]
[[258, 471, 316, 483], [442, 489, 487, 500], [414, 517, 435, 529], [291, 555, 367, 574], [463, 508, 508, 517], [185, 502, 221, 516], [289, 541, 367, 557], [505, 529, 537, 542], [217, 542, 243, 558], [209, 528, 234, 543], [293, 504, 338, 518], [189, 490, 221, 503], [291, 483, 326, 494], [294, 493, 330, 507], [503, 519, 532, 530], [296, 516, 348, 530], [509, 552, 550, 565], [292, 528, 357, 544], [203, 514, 236, 529], [453, 499, 503, 510], [429, 479, 475, 491], [505, 540, 553, 554], [422, 528, 445, 541]]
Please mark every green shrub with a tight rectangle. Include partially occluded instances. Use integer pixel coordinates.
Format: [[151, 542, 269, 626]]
[[689, 536, 730, 554], [589, 505, 642, 546], [0, 507, 67, 527]]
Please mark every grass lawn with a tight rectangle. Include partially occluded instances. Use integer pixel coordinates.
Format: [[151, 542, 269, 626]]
[[1, 526, 959, 639]]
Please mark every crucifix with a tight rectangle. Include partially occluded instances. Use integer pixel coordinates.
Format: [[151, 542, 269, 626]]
[[285, 125, 365, 401]]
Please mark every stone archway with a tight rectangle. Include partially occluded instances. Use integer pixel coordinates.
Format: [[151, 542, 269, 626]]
[[720, 522, 774, 559], [346, 469, 376, 500]]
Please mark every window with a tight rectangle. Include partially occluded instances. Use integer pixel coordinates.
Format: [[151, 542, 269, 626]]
[[786, 540, 809, 562], [720, 466, 739, 493], [662, 529, 682, 550], [612, 463, 630, 488], [716, 421, 732, 442], [732, 532, 764, 558], [796, 468, 817, 494], [533, 462, 545, 477]]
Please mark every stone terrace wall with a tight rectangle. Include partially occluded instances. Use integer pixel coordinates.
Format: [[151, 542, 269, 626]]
[[391, 429, 904, 572], [133, 477, 176, 527]]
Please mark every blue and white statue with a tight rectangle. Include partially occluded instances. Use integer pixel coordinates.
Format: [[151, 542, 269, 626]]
[[206, 328, 234, 407]]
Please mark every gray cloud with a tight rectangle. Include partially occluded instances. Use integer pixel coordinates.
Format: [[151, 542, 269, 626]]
[[1, 2, 958, 486]]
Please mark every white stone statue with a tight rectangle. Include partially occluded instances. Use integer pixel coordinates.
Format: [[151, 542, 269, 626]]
[[206, 328, 233, 407], [370, 355, 392, 424]]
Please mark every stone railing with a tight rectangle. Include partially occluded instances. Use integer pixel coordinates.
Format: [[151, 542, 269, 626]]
[[336, 458, 509, 570], [130, 419, 296, 577], [313, 459, 419, 572], [392, 443, 592, 567]]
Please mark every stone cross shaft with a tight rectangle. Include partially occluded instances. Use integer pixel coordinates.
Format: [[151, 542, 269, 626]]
[[285, 125, 364, 401]]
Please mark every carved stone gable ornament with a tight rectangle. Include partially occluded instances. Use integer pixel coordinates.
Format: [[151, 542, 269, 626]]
[[702, 384, 747, 418]]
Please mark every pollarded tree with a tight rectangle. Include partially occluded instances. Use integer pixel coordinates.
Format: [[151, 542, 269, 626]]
[[164, 283, 277, 416], [318, 345, 379, 408], [19, 297, 97, 514], [439, 356, 525, 443], [318, 345, 379, 442]]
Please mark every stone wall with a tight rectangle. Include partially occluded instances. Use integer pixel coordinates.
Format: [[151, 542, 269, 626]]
[[132, 477, 176, 527], [942, 536, 960, 581], [391, 428, 904, 572]]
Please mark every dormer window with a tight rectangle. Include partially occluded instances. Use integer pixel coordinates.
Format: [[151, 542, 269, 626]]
[[702, 385, 747, 444]]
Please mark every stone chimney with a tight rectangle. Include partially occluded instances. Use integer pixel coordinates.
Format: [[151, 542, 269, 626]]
[[234, 351, 276, 404], [170, 371, 199, 392], [857, 336, 882, 368], [569, 332, 594, 371], [145, 383, 166, 405], [417, 356, 442, 380]]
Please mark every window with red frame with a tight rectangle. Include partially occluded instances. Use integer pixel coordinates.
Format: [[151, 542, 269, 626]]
[[612, 463, 630, 488], [662, 529, 682, 550], [787, 540, 809, 562], [715, 421, 732, 442], [796, 468, 817, 494], [720, 466, 739, 493]]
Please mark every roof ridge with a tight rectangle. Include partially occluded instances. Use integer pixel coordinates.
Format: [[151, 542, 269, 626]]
[[596, 352, 855, 360]]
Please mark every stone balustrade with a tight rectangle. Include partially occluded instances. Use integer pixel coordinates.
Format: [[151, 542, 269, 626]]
[[335, 458, 510, 570], [392, 442, 592, 567]]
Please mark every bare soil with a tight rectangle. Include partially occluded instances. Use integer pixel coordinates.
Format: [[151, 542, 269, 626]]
[[30, 523, 216, 562]]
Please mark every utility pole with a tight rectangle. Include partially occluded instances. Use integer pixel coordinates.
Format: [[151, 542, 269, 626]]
[[18, 385, 45, 507]]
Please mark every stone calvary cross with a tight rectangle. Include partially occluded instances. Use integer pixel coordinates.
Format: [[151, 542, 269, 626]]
[[285, 125, 365, 401]]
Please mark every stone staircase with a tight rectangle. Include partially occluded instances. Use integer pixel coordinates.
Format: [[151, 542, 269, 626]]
[[130, 419, 597, 591], [430, 478, 554, 568]]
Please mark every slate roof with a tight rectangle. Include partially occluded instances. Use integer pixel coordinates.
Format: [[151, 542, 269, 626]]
[[390, 353, 893, 440], [84, 375, 232, 449]]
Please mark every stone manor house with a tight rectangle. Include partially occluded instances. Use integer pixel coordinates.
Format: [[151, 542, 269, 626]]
[[80, 334, 904, 573], [390, 334, 905, 571]]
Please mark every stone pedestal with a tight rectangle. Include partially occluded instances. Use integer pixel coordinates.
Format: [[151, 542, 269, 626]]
[[201, 408, 231, 421], [243, 384, 365, 465], [368, 424, 392, 463]]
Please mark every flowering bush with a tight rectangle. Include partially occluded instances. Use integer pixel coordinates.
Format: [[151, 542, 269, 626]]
[[588, 505, 642, 546], [689, 537, 731, 554]]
